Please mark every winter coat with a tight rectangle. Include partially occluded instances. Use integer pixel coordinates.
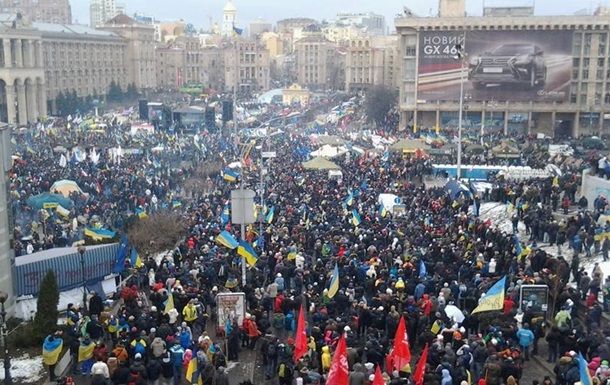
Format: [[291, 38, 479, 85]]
[[321, 346, 332, 371]]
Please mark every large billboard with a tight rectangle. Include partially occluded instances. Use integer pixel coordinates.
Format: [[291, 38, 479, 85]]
[[417, 30, 573, 102]]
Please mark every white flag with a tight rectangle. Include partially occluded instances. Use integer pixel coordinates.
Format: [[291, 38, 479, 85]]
[[59, 154, 67, 168]]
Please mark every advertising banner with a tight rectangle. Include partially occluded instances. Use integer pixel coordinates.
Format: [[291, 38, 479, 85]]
[[417, 30, 572, 102], [519, 284, 549, 319]]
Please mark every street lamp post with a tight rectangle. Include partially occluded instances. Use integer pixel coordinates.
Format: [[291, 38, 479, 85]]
[[454, 43, 466, 180], [77, 246, 87, 313], [0, 291, 12, 385]]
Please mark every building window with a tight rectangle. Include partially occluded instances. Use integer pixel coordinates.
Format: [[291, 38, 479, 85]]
[[580, 94, 588, 104], [583, 70, 589, 80], [570, 92, 577, 103], [583, 58, 590, 68], [573, 58, 580, 67]]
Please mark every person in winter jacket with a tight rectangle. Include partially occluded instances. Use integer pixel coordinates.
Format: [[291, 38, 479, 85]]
[[349, 362, 367, 385], [130, 353, 147, 379], [321, 345, 332, 373], [146, 359, 162, 385], [441, 368, 453, 385]]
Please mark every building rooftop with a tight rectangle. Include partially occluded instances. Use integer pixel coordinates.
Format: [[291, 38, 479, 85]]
[[33, 22, 117, 37], [106, 13, 136, 25]]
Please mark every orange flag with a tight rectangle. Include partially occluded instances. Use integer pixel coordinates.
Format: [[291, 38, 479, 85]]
[[294, 304, 308, 363], [391, 316, 411, 371], [326, 334, 348, 385], [413, 343, 429, 385]]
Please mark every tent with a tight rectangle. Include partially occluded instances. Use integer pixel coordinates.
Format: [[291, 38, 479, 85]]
[[466, 144, 486, 154], [302, 156, 341, 170], [26, 193, 73, 211], [389, 139, 431, 152], [444, 180, 472, 199], [492, 143, 520, 158], [50, 180, 87, 197], [315, 135, 347, 146], [310, 144, 348, 158]]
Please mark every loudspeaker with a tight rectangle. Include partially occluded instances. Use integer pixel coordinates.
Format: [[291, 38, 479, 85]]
[[222, 101, 233, 122], [139, 99, 148, 120], [205, 107, 215, 126]]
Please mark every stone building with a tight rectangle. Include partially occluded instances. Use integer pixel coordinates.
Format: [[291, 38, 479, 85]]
[[0, 0, 71, 24], [345, 35, 399, 92]]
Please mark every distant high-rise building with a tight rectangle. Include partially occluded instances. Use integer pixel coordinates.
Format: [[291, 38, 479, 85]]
[[249, 18, 271, 38], [90, 0, 125, 27], [222, 0, 237, 37], [0, 0, 71, 24], [335, 12, 385, 35]]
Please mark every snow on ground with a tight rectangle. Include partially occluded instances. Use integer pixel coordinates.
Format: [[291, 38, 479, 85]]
[[0, 354, 44, 382], [478, 202, 610, 280]]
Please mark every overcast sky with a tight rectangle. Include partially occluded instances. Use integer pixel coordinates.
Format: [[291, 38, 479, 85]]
[[71, 0, 596, 30]]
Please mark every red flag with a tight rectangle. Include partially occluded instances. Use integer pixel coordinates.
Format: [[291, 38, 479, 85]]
[[391, 316, 411, 371], [294, 304, 308, 363], [413, 343, 429, 385], [372, 365, 384, 385], [326, 334, 348, 385]]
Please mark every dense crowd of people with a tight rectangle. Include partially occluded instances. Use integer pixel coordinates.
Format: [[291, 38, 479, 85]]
[[27, 98, 610, 385]]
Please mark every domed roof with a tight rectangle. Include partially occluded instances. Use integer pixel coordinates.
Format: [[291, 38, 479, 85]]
[[223, 0, 236, 12]]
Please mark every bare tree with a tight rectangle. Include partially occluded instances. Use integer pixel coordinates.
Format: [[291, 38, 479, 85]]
[[364, 85, 398, 127], [127, 211, 188, 256]]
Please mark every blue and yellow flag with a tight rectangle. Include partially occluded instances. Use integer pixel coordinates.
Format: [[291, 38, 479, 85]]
[[84, 227, 116, 240], [378, 205, 387, 218], [506, 201, 514, 214], [136, 208, 148, 219], [381, 150, 389, 162], [216, 231, 239, 249], [327, 263, 339, 298], [130, 246, 143, 268], [471, 276, 506, 314], [223, 169, 238, 183], [344, 190, 354, 206], [514, 234, 523, 256], [237, 240, 258, 266], [186, 356, 202, 385], [172, 200, 182, 209], [233, 25, 244, 36], [265, 206, 275, 223], [287, 246, 297, 260], [78, 340, 95, 362], [163, 288, 175, 315], [578, 352, 593, 385], [42, 335, 63, 366], [351, 209, 362, 227]]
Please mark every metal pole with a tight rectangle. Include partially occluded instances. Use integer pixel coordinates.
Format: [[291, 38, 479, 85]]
[[233, 45, 238, 137], [457, 59, 464, 180], [79, 248, 87, 312], [1, 301, 12, 385], [259, 142, 264, 255]]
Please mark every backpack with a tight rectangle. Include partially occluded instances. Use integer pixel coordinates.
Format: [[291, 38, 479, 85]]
[[278, 363, 293, 378], [127, 374, 139, 385]]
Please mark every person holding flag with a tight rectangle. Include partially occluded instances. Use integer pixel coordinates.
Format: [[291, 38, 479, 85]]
[[42, 330, 64, 381]]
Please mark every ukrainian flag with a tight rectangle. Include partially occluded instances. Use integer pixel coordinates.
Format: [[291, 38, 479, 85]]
[[186, 356, 202, 385], [265, 206, 275, 223], [344, 190, 354, 206], [163, 289, 175, 315], [471, 276, 506, 314], [130, 247, 143, 268], [381, 150, 389, 162], [514, 234, 523, 256], [223, 169, 238, 183], [42, 335, 63, 366], [56, 205, 70, 218], [327, 263, 339, 298], [136, 208, 148, 219], [232, 25, 244, 36], [237, 239, 258, 266], [352, 209, 362, 227], [216, 230, 239, 249], [84, 227, 116, 241], [578, 352, 593, 385], [172, 200, 182, 209], [287, 246, 297, 260], [378, 205, 387, 218], [506, 201, 514, 214], [78, 340, 95, 362]]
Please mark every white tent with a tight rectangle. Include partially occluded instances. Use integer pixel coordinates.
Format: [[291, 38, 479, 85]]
[[310, 144, 348, 158]]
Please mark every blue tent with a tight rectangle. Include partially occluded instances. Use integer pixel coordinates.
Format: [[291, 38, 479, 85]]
[[444, 180, 473, 200], [26, 193, 73, 211]]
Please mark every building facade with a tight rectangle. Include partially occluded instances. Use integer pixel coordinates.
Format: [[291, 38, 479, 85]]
[[0, 0, 71, 24], [101, 14, 156, 90], [294, 27, 344, 91], [155, 44, 185, 89], [396, 5, 610, 137], [0, 15, 45, 124], [336, 12, 386, 35], [345, 35, 399, 92], [249, 18, 272, 38], [225, 38, 270, 92], [37, 22, 128, 113], [90, 0, 125, 27], [0, 123, 13, 309]]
